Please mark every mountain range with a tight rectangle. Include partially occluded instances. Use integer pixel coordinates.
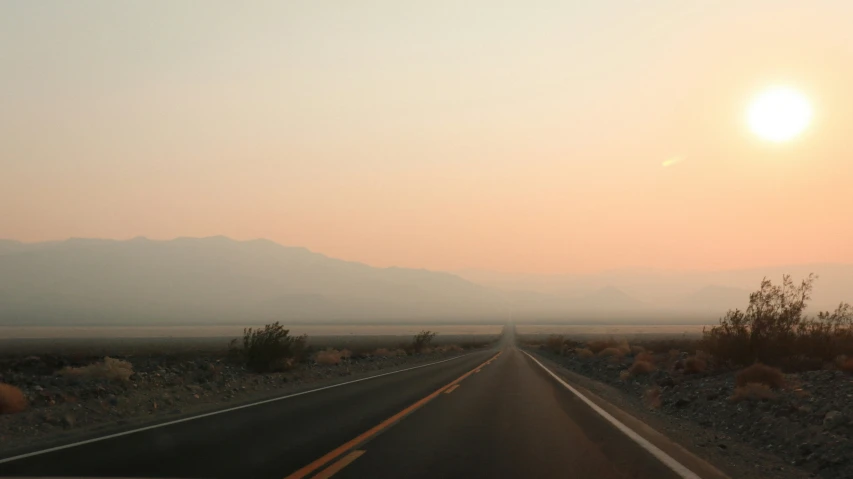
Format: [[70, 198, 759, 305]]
[[0, 237, 850, 325]]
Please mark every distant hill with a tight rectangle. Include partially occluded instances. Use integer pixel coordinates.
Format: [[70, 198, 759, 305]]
[[0, 237, 502, 325], [571, 286, 647, 310], [672, 285, 752, 312], [457, 264, 853, 315]]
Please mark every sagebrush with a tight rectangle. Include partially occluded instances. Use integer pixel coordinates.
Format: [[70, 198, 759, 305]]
[[237, 322, 307, 373]]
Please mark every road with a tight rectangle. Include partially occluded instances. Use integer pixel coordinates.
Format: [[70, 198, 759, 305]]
[[0, 334, 720, 479]]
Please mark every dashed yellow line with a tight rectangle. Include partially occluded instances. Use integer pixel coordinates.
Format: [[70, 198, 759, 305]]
[[283, 351, 501, 479], [311, 450, 365, 479], [444, 384, 460, 394], [474, 369, 481, 373]]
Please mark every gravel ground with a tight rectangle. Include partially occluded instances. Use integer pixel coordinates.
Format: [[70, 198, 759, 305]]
[[529, 346, 853, 479], [0, 348, 478, 456]]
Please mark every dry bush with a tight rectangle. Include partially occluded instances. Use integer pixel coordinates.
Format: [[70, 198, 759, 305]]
[[0, 383, 28, 414], [587, 339, 617, 354], [60, 357, 134, 382], [340, 349, 352, 359], [836, 355, 853, 373], [635, 351, 655, 363], [373, 348, 406, 358], [644, 387, 662, 409], [576, 348, 594, 359], [238, 322, 307, 373], [315, 349, 343, 365], [412, 330, 436, 353], [731, 383, 777, 402], [545, 335, 565, 354], [735, 363, 786, 389], [442, 344, 464, 353], [631, 345, 646, 355], [598, 347, 624, 358], [628, 360, 655, 376], [705, 274, 853, 368], [684, 356, 707, 374]]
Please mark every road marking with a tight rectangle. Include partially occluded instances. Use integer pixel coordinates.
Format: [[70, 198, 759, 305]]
[[311, 450, 365, 479], [284, 351, 501, 479], [444, 384, 460, 394], [0, 351, 486, 465], [521, 350, 702, 479], [474, 369, 481, 373]]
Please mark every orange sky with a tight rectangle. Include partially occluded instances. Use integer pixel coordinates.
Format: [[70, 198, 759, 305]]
[[1, 1, 852, 273]]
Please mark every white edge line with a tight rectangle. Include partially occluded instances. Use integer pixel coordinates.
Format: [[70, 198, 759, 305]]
[[521, 350, 702, 479], [0, 351, 481, 465]]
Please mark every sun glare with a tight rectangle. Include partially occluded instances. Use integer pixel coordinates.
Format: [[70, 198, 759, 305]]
[[746, 86, 813, 143]]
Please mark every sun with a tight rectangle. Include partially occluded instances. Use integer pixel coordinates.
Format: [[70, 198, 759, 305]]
[[746, 86, 813, 142]]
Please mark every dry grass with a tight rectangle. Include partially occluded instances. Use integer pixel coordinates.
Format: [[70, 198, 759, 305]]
[[315, 349, 344, 365], [588, 339, 631, 356], [735, 363, 786, 389], [684, 356, 707, 374], [628, 359, 655, 376], [438, 344, 464, 353], [644, 387, 662, 409], [59, 357, 134, 382], [373, 348, 407, 358], [836, 355, 853, 373], [587, 339, 614, 354], [635, 351, 655, 363], [576, 348, 594, 359], [731, 383, 777, 402], [0, 383, 28, 414], [598, 347, 624, 358]]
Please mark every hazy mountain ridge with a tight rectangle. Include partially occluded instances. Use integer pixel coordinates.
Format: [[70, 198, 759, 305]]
[[0, 237, 501, 325], [2, 237, 849, 325], [457, 265, 853, 313]]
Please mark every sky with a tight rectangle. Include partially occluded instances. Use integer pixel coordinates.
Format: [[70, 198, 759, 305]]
[[2, 1, 852, 274]]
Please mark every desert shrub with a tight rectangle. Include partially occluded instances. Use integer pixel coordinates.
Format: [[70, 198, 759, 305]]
[[0, 383, 27, 414], [630, 345, 646, 355], [644, 387, 662, 409], [315, 349, 344, 365], [442, 344, 464, 353], [731, 383, 777, 402], [684, 356, 707, 374], [59, 357, 134, 382], [705, 274, 853, 368], [238, 322, 307, 373], [735, 363, 785, 389], [373, 348, 406, 357], [576, 348, 594, 359], [628, 359, 655, 376], [836, 355, 853, 373], [635, 351, 655, 363], [598, 347, 624, 358], [411, 330, 436, 353], [545, 335, 565, 354], [587, 339, 616, 354]]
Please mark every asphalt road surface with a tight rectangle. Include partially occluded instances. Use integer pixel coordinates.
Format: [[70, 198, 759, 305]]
[[0, 334, 720, 479]]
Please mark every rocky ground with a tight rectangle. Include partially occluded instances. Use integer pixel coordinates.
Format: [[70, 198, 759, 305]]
[[0, 346, 476, 456], [531, 345, 853, 479]]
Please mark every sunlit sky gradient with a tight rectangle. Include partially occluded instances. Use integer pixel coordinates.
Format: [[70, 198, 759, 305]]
[[2, 1, 852, 273]]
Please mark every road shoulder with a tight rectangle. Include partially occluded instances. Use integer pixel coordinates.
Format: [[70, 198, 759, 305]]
[[525, 349, 809, 479]]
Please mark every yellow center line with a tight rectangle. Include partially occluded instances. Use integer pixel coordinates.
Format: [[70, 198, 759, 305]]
[[474, 369, 481, 373], [444, 384, 460, 394], [311, 450, 365, 479], [283, 351, 501, 479]]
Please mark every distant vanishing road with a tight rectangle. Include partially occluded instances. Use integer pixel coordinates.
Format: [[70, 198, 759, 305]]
[[0, 332, 726, 479]]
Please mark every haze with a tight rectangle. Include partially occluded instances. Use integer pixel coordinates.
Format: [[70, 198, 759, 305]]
[[2, 1, 852, 275]]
